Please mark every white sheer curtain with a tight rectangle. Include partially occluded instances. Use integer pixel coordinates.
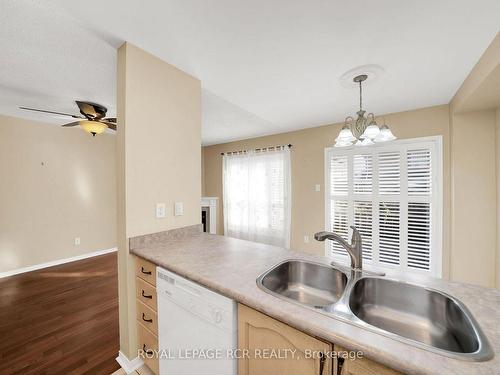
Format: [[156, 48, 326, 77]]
[[223, 147, 291, 248]]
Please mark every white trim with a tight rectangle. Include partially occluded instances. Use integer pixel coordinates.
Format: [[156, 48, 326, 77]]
[[434, 136, 444, 278], [116, 351, 144, 374], [324, 147, 331, 258], [0, 247, 117, 279], [201, 197, 218, 234]]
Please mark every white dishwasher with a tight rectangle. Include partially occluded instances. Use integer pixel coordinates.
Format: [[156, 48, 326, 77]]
[[156, 267, 237, 375]]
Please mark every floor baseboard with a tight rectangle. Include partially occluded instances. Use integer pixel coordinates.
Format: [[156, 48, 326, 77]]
[[0, 247, 117, 279], [116, 351, 144, 374]]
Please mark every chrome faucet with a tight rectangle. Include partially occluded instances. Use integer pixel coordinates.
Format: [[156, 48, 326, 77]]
[[315, 226, 363, 270]]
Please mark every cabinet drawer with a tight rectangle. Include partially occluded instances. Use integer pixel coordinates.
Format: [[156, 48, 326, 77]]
[[136, 277, 157, 311], [135, 257, 157, 286], [137, 299, 158, 335], [138, 322, 159, 375]]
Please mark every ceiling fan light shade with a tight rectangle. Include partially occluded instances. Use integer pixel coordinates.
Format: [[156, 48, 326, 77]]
[[80, 120, 107, 136]]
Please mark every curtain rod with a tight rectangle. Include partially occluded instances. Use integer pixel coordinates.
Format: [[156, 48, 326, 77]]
[[220, 144, 292, 156]]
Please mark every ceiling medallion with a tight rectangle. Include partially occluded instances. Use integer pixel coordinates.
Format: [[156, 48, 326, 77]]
[[335, 73, 396, 147]]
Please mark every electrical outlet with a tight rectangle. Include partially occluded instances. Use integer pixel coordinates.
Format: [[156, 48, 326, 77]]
[[74, 237, 81, 246], [156, 203, 166, 218], [304, 235, 310, 243], [315, 184, 321, 192]]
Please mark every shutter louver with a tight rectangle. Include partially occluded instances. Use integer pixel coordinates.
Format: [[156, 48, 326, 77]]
[[331, 155, 348, 195], [353, 154, 372, 194], [354, 201, 373, 260], [408, 203, 431, 270], [379, 151, 400, 194], [408, 149, 431, 195], [379, 202, 400, 265], [330, 200, 349, 257]]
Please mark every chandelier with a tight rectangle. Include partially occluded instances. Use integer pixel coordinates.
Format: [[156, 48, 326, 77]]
[[335, 74, 396, 147]]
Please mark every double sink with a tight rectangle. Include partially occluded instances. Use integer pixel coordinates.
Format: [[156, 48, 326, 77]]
[[256, 259, 493, 361]]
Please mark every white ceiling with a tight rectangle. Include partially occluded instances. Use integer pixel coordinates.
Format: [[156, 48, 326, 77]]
[[1, 1, 499, 145]]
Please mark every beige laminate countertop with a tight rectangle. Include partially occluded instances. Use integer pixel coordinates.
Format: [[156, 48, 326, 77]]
[[129, 230, 500, 375]]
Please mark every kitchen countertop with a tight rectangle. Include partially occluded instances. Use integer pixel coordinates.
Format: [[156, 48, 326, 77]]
[[129, 226, 500, 375]]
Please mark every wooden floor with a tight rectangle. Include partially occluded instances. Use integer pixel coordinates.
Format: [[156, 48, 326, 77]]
[[0, 253, 120, 375]]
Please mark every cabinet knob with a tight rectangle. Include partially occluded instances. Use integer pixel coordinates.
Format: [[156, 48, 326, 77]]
[[143, 344, 153, 356], [142, 290, 153, 299], [141, 266, 152, 275]]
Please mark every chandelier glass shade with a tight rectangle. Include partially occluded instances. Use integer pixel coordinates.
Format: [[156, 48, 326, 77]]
[[334, 74, 396, 147]]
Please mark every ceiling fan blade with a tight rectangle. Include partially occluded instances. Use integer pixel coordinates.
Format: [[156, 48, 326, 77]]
[[61, 121, 81, 127], [103, 117, 116, 123], [100, 121, 116, 131], [76, 101, 107, 120], [19, 107, 83, 119]]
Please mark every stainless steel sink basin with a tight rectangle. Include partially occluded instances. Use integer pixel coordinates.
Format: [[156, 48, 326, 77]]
[[257, 260, 348, 307], [348, 277, 492, 359], [257, 260, 493, 361]]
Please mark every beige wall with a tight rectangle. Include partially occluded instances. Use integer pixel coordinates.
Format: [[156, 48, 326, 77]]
[[0, 115, 116, 274], [203, 105, 451, 277], [450, 32, 500, 288], [116, 43, 201, 358], [450, 110, 497, 287], [497, 108, 500, 288]]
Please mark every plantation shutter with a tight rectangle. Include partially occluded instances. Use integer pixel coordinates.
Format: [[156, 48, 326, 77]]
[[407, 148, 432, 271], [325, 137, 442, 277], [329, 155, 349, 256]]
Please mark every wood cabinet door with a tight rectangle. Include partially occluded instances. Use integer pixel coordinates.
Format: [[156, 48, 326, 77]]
[[238, 304, 332, 375], [335, 346, 401, 375], [137, 322, 159, 374]]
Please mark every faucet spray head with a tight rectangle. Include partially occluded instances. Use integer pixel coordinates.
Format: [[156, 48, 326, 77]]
[[314, 231, 330, 242]]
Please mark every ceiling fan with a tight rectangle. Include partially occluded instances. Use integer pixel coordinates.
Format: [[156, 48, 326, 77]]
[[19, 101, 116, 137]]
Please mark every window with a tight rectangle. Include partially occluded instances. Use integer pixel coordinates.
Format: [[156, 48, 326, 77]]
[[223, 147, 291, 248], [325, 137, 442, 277]]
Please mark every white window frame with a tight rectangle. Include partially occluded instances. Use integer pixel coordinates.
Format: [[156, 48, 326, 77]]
[[324, 136, 443, 278]]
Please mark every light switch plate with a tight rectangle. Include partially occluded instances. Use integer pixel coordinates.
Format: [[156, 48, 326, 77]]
[[156, 203, 166, 218], [174, 202, 184, 216], [74, 237, 81, 246], [315, 184, 321, 192], [304, 235, 309, 243]]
